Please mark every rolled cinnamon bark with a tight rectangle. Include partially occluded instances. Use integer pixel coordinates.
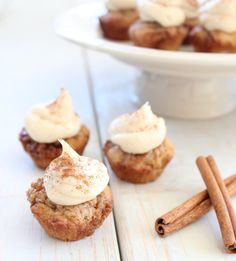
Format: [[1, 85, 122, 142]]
[[155, 174, 236, 237], [196, 156, 236, 253]]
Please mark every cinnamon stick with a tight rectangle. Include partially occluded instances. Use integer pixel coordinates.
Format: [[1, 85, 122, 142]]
[[155, 174, 236, 237], [196, 156, 236, 253]]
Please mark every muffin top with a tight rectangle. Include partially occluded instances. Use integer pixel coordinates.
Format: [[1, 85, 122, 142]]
[[179, 0, 199, 19], [44, 140, 109, 206], [108, 102, 167, 154], [25, 88, 81, 143], [139, 0, 199, 26], [105, 0, 137, 11], [201, 0, 236, 33], [139, 0, 185, 27]]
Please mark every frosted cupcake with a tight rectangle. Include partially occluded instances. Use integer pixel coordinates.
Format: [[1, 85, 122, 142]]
[[191, 0, 236, 52], [129, 0, 188, 50], [27, 140, 112, 241], [99, 0, 139, 40], [104, 103, 175, 184], [19, 89, 89, 169]]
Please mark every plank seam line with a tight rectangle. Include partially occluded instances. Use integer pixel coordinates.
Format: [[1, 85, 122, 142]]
[[81, 48, 123, 261]]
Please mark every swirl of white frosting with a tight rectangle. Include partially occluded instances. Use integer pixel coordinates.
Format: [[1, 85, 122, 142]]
[[106, 0, 136, 11], [140, 0, 186, 27], [109, 103, 167, 154], [44, 140, 109, 206], [180, 0, 199, 19], [25, 89, 81, 143], [202, 0, 236, 33]]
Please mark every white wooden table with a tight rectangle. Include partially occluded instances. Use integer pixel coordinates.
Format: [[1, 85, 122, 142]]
[[1, 0, 236, 260]]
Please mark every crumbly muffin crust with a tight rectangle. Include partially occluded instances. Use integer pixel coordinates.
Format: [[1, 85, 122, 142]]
[[129, 20, 188, 50], [190, 26, 236, 53], [27, 178, 112, 241], [104, 139, 175, 184], [99, 9, 139, 40], [19, 124, 89, 169]]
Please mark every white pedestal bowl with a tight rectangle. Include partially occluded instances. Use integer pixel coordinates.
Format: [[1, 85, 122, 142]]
[[55, 2, 236, 119]]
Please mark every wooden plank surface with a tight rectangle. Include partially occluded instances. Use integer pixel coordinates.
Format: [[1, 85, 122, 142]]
[[0, 1, 120, 260], [1, 0, 236, 260], [87, 50, 236, 261]]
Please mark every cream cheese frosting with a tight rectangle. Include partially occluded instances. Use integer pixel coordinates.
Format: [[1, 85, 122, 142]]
[[140, 0, 186, 27], [44, 140, 109, 206], [25, 88, 81, 143], [181, 0, 199, 19], [202, 0, 236, 33], [109, 103, 167, 154], [106, 0, 136, 11]]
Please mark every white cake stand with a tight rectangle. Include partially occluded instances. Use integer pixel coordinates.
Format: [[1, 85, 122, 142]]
[[55, 2, 236, 119]]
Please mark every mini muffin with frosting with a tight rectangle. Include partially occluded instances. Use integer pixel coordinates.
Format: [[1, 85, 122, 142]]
[[129, 0, 188, 50], [19, 88, 89, 169], [99, 0, 139, 40], [191, 0, 236, 52], [104, 103, 175, 184], [27, 140, 112, 241]]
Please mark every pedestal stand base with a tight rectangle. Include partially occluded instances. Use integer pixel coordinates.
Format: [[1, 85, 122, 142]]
[[134, 72, 236, 119]]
